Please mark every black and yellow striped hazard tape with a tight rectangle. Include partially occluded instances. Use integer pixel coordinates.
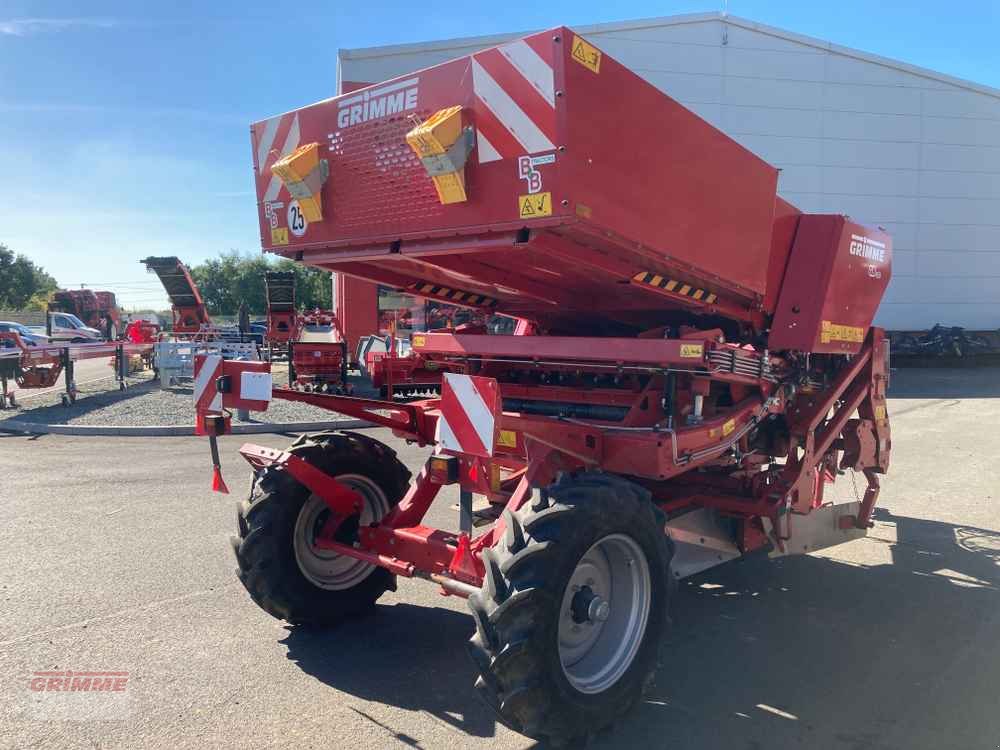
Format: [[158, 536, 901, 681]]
[[631, 272, 717, 304], [409, 282, 499, 307]]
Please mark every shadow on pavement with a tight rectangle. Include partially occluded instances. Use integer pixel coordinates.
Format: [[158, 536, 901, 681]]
[[282, 602, 497, 742], [282, 513, 1000, 750], [889, 367, 1000, 399]]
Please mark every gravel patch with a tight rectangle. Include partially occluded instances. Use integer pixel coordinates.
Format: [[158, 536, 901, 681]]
[[0, 367, 379, 428]]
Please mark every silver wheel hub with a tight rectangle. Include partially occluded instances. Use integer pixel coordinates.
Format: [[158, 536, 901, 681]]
[[293, 473, 389, 591], [559, 534, 652, 694]]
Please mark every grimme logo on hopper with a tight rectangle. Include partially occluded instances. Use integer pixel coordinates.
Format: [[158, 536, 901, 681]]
[[849, 234, 886, 263], [337, 78, 419, 128]]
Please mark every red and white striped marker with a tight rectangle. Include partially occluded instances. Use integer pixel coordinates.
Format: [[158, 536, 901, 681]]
[[193, 353, 229, 494], [193, 354, 224, 414], [471, 34, 557, 163], [437, 373, 501, 458]]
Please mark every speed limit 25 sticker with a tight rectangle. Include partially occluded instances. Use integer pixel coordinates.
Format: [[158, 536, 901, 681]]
[[287, 200, 308, 237]]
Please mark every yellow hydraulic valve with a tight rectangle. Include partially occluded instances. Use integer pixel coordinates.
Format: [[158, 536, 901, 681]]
[[270, 142, 329, 222], [406, 106, 475, 205]]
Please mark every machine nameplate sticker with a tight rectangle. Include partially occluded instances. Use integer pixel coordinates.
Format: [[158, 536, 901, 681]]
[[517, 154, 554, 194], [571, 36, 602, 73], [519, 192, 552, 218], [820, 321, 865, 344], [679, 344, 704, 358]]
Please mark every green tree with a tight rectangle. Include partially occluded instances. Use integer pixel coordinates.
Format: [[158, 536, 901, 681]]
[[25, 289, 55, 311], [189, 251, 332, 316], [0, 245, 58, 309]]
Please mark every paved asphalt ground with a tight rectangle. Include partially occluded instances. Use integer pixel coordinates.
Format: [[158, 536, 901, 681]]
[[2, 368, 999, 750]]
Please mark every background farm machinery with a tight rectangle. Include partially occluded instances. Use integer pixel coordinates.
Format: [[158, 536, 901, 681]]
[[264, 271, 297, 356], [194, 27, 893, 746], [48, 289, 122, 339], [142, 256, 213, 336], [287, 309, 350, 393], [0, 329, 154, 408]]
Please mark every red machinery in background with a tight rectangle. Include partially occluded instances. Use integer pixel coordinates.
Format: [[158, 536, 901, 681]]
[[288, 309, 350, 393], [141, 256, 212, 334], [368, 345, 465, 399], [264, 271, 297, 354], [0, 330, 153, 408], [200, 28, 893, 746], [49, 289, 122, 339], [368, 316, 522, 399]]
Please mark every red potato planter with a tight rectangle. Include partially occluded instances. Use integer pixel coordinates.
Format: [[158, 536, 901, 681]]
[[205, 27, 892, 746]]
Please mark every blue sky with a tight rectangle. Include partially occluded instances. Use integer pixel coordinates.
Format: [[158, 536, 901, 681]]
[[1, 0, 997, 309]]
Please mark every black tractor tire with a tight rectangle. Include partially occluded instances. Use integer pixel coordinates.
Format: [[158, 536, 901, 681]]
[[467, 473, 673, 746], [232, 431, 411, 626]]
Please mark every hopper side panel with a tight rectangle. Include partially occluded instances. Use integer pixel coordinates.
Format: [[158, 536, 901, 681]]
[[558, 30, 779, 301]]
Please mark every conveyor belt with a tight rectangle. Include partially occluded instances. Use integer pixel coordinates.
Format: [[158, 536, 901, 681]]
[[265, 272, 296, 313], [141, 256, 204, 308]]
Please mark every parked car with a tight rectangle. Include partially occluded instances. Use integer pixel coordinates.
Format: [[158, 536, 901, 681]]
[[47, 312, 103, 342], [0, 321, 50, 348]]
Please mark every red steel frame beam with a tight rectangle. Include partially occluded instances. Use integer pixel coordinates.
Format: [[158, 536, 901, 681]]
[[413, 331, 715, 367]]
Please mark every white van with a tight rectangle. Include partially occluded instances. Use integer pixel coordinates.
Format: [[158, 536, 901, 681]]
[[48, 313, 103, 343]]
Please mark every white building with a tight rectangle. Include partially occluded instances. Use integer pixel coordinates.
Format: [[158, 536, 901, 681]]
[[338, 12, 1000, 330]]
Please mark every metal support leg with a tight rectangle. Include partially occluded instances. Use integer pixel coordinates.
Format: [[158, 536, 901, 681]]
[[116, 343, 127, 391], [62, 348, 75, 406], [459, 488, 473, 535], [287, 342, 295, 387]]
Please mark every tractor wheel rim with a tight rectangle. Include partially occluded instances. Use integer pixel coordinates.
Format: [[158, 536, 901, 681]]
[[558, 533, 651, 694], [293, 473, 389, 590]]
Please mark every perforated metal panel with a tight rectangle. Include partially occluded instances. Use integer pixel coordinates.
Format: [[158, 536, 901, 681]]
[[328, 111, 444, 231]]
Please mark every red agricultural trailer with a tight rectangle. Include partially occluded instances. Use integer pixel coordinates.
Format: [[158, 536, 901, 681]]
[[288, 309, 351, 393], [201, 28, 892, 746]]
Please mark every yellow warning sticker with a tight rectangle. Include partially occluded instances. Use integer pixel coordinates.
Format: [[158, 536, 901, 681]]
[[571, 36, 601, 73], [497, 429, 518, 449], [722, 419, 736, 437], [820, 320, 865, 344], [874, 404, 887, 421], [411, 334, 426, 348], [679, 343, 704, 359], [271, 227, 289, 246], [518, 191, 552, 218]]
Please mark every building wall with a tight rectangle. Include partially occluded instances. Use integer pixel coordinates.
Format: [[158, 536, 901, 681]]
[[339, 15, 1000, 329]]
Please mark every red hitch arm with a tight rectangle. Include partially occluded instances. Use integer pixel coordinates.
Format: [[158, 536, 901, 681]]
[[271, 387, 435, 443]]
